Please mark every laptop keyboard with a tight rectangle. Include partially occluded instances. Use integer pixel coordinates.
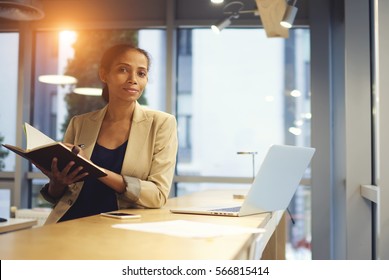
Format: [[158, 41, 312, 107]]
[[210, 206, 241, 213]]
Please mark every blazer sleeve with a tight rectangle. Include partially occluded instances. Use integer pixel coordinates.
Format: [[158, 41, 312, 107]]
[[118, 114, 178, 208]]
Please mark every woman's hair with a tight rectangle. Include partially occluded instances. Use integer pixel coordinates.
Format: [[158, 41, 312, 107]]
[[100, 44, 151, 102]]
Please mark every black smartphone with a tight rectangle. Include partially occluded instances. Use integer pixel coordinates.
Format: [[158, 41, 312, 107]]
[[100, 212, 141, 219]]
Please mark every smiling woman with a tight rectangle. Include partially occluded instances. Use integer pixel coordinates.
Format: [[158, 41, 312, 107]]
[[37, 43, 178, 224], [30, 29, 167, 210], [99, 45, 150, 104]]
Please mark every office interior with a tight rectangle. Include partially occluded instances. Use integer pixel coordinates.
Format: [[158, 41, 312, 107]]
[[0, 0, 388, 260]]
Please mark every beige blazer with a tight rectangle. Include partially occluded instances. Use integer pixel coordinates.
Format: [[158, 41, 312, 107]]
[[41, 102, 178, 224]]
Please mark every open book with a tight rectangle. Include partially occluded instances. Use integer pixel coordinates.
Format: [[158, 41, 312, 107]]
[[2, 123, 107, 179]]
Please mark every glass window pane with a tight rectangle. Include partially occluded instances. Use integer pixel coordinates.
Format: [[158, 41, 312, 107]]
[[31, 178, 50, 208], [0, 33, 19, 171], [138, 30, 167, 111], [177, 29, 287, 177], [176, 28, 311, 259], [0, 189, 11, 219]]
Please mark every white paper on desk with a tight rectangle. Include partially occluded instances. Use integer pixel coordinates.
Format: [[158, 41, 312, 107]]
[[112, 220, 265, 238]]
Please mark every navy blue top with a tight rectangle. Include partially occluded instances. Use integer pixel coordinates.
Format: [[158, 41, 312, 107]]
[[59, 140, 128, 222]]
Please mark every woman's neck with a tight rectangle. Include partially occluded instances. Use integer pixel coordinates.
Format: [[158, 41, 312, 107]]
[[105, 101, 136, 122]]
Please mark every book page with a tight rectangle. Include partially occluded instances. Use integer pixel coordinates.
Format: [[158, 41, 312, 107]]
[[24, 123, 56, 150]]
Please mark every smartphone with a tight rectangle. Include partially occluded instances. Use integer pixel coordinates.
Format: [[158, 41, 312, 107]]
[[100, 212, 141, 219]]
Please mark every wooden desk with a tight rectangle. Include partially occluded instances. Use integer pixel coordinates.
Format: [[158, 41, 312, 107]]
[[0, 189, 284, 260], [0, 218, 37, 234]]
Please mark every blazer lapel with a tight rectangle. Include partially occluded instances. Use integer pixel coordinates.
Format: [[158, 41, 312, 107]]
[[78, 106, 107, 159], [121, 102, 152, 174]]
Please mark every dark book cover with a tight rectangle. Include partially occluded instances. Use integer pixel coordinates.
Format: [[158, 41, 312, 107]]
[[3, 142, 107, 179]]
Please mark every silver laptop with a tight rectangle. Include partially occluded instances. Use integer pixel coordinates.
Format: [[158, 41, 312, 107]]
[[170, 145, 315, 217]]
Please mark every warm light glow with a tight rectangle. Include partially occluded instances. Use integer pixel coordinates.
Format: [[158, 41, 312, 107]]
[[210, 0, 224, 4], [290, 89, 301, 97], [38, 75, 77, 85], [288, 127, 302, 136], [73, 87, 102, 96], [59, 30, 77, 44]]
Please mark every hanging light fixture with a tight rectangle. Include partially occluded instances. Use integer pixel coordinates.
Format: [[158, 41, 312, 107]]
[[211, 1, 258, 34], [211, 13, 238, 34], [0, 0, 44, 21], [73, 87, 102, 96], [210, 0, 224, 4], [38, 75, 77, 85], [280, 0, 298, 29]]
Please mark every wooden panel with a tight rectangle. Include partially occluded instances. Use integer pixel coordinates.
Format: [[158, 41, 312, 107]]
[[256, 0, 289, 38], [0, 189, 284, 260], [261, 213, 286, 259]]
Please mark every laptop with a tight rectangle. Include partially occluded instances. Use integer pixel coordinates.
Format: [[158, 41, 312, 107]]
[[170, 145, 315, 217]]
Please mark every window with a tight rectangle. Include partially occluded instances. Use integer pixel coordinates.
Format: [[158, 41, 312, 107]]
[[0, 33, 19, 172], [0, 32, 19, 218], [175, 28, 311, 259], [177, 29, 287, 178]]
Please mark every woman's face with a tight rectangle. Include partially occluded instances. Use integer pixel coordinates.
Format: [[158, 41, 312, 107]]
[[100, 49, 148, 103]]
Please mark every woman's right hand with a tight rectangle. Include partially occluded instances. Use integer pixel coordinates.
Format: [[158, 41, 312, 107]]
[[35, 157, 89, 198]]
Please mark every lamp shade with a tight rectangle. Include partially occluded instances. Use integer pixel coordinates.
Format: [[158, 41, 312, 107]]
[[211, 15, 233, 34], [211, 1, 243, 34], [280, 5, 298, 29], [38, 75, 77, 85], [0, 0, 44, 21], [73, 87, 102, 96]]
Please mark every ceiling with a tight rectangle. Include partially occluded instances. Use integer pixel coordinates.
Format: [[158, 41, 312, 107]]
[[0, 0, 309, 31]]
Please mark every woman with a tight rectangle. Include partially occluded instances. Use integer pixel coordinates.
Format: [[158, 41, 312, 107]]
[[39, 44, 178, 224]]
